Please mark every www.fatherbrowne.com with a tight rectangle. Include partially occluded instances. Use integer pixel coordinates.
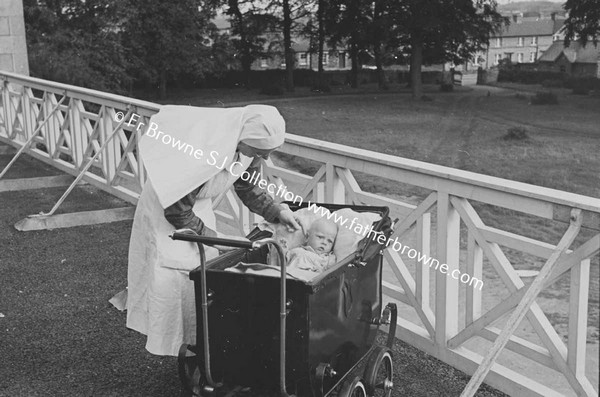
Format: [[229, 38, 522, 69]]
[[305, 203, 484, 290], [129, 112, 484, 291]]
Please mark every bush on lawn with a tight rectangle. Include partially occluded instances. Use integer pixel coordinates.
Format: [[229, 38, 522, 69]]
[[440, 83, 454, 92], [530, 92, 558, 105], [541, 79, 564, 88], [311, 83, 331, 93], [259, 83, 284, 96], [514, 93, 528, 101], [503, 126, 529, 141], [498, 68, 566, 85], [572, 86, 590, 95]]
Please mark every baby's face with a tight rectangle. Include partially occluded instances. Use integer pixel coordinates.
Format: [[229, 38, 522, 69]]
[[306, 222, 337, 254]]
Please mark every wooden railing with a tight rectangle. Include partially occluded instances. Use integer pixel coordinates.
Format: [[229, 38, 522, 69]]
[[1, 71, 598, 397]]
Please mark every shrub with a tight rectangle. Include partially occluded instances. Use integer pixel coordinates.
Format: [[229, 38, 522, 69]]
[[514, 93, 528, 101], [572, 86, 590, 95], [310, 83, 331, 93], [541, 79, 564, 88], [440, 83, 454, 92], [503, 127, 529, 141], [498, 69, 565, 85], [564, 76, 600, 91], [259, 83, 284, 96], [530, 92, 558, 105]]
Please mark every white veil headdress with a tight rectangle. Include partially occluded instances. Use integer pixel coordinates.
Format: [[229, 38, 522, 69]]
[[139, 104, 285, 208]]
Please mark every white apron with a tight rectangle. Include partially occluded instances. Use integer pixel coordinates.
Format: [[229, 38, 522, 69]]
[[126, 154, 253, 356]]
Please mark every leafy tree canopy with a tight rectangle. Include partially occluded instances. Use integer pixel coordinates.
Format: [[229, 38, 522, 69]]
[[121, 0, 218, 97], [24, 0, 131, 93], [563, 0, 600, 46]]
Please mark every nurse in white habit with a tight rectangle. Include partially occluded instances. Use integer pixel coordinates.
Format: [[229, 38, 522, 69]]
[[126, 104, 303, 356]]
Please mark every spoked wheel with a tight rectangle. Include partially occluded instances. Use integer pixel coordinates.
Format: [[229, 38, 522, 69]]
[[339, 376, 367, 397], [364, 346, 394, 397], [178, 344, 204, 397]]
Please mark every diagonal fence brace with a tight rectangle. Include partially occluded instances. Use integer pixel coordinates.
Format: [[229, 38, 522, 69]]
[[0, 94, 68, 180], [29, 106, 133, 218], [460, 208, 583, 397]]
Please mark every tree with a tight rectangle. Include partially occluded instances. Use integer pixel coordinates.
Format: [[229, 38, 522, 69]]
[[324, 0, 372, 88], [366, 0, 397, 89], [24, 0, 132, 94], [393, 0, 505, 98], [225, 0, 279, 87], [121, 0, 217, 98], [563, 0, 600, 46], [268, 0, 313, 92]]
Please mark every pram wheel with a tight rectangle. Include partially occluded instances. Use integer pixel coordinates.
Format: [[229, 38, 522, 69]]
[[178, 344, 204, 396], [364, 346, 394, 397], [339, 376, 367, 397]]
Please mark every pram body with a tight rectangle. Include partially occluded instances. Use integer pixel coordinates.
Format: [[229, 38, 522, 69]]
[[174, 203, 397, 397]]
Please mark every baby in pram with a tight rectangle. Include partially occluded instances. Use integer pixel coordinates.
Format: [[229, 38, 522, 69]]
[[286, 218, 338, 274]]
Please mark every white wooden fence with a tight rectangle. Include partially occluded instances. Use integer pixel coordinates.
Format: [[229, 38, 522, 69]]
[[1, 71, 598, 397]]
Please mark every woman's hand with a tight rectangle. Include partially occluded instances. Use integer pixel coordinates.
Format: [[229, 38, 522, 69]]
[[278, 208, 308, 235]]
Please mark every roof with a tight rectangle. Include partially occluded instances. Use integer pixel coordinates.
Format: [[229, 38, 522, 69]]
[[494, 18, 564, 37], [539, 41, 600, 64]]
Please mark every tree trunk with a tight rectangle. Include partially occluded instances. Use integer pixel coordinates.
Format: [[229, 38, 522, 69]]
[[159, 69, 167, 99], [410, 33, 423, 99], [317, 0, 325, 86], [283, 0, 294, 92], [350, 37, 359, 88], [373, 1, 387, 89], [374, 44, 387, 89], [229, 1, 251, 88]]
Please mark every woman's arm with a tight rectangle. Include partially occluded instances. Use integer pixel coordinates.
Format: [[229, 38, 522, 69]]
[[233, 158, 284, 223], [163, 185, 218, 237]]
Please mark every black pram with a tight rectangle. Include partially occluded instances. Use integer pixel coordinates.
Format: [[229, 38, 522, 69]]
[[170, 202, 398, 397]]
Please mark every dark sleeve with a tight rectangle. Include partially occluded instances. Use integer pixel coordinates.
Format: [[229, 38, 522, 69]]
[[234, 159, 284, 223], [163, 185, 217, 237]]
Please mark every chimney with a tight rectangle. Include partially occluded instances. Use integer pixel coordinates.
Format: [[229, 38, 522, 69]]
[[551, 12, 556, 21], [513, 12, 523, 24]]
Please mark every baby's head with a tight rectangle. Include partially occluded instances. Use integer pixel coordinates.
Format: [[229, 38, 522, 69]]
[[305, 218, 338, 254]]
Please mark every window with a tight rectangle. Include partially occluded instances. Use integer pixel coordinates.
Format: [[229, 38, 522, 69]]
[[553, 34, 561, 42], [529, 52, 536, 62], [298, 52, 308, 66], [517, 53, 523, 63], [280, 58, 286, 67], [531, 36, 538, 45], [494, 53, 502, 65], [322, 52, 329, 66], [517, 37, 524, 47], [495, 37, 502, 48], [260, 58, 268, 68]]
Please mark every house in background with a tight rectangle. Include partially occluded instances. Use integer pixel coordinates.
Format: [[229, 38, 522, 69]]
[[211, 13, 350, 71], [538, 41, 600, 78], [483, 12, 565, 68], [253, 38, 350, 71]]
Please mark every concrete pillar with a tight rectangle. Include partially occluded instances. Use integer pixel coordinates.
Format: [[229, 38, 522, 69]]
[[0, 0, 29, 75]]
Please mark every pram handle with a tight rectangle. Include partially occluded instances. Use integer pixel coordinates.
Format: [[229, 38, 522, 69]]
[[169, 231, 254, 249]]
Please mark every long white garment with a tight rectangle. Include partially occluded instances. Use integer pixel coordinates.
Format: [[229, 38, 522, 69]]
[[140, 105, 285, 208], [126, 154, 253, 356]]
